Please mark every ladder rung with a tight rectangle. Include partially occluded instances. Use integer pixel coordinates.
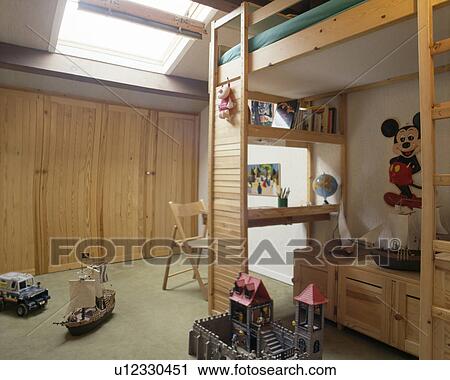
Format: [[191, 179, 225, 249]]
[[433, 239, 450, 253], [432, 306, 450, 323], [434, 174, 450, 186], [432, 101, 450, 120], [431, 37, 450, 55]]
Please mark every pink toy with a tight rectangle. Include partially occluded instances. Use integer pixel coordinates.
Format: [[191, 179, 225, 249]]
[[217, 81, 235, 121]]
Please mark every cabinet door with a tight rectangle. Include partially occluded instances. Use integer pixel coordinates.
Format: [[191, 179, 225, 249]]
[[433, 257, 450, 359], [391, 281, 420, 356], [293, 263, 336, 321], [98, 106, 157, 262], [0, 89, 43, 274], [338, 267, 391, 343], [152, 112, 199, 256], [40, 96, 103, 272]]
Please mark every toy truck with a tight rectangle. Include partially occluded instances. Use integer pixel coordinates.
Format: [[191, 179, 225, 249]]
[[0, 272, 50, 316]]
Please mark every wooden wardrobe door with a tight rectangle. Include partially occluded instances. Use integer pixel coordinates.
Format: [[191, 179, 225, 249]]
[[152, 112, 199, 256], [98, 105, 157, 262], [40, 96, 103, 273], [0, 89, 43, 274]]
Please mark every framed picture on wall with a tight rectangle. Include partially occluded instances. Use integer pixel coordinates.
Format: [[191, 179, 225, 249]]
[[248, 163, 281, 196]]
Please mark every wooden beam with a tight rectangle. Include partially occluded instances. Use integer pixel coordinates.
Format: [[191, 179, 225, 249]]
[[434, 174, 450, 186], [248, 124, 345, 145], [432, 100, 450, 120], [432, 0, 450, 6], [431, 37, 450, 55], [250, 0, 302, 25], [417, 0, 435, 360], [80, 0, 206, 38], [0, 43, 208, 101], [247, 90, 291, 103]]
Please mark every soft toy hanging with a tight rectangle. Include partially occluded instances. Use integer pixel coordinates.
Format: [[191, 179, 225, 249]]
[[217, 80, 235, 121], [381, 112, 422, 209]]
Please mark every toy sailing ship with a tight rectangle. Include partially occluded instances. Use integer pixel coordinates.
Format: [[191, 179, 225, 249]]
[[338, 204, 448, 272], [56, 264, 115, 336]]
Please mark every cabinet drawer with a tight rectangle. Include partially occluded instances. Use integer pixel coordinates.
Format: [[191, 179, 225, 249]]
[[338, 268, 390, 343]]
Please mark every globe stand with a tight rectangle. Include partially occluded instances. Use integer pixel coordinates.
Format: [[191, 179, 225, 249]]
[[323, 198, 329, 205]]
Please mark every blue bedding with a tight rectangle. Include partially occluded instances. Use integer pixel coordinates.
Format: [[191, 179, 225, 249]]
[[219, 0, 366, 65]]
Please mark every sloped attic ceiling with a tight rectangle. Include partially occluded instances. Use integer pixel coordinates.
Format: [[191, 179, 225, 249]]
[[0, 0, 65, 51]]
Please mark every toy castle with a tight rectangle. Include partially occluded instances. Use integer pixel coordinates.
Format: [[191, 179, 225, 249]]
[[189, 273, 327, 360]]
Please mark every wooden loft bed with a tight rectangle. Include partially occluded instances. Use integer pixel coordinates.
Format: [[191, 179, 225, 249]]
[[207, 0, 450, 359]]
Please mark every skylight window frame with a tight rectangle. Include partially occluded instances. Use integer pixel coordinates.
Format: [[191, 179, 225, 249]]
[[55, 0, 216, 74]]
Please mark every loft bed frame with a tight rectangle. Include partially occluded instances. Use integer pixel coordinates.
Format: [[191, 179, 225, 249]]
[[207, 0, 450, 359]]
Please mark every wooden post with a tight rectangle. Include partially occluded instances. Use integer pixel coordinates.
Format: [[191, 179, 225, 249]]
[[240, 2, 250, 274], [208, 21, 218, 314], [417, 0, 436, 360], [339, 94, 348, 215]]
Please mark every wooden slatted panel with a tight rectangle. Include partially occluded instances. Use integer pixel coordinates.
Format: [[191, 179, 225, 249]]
[[209, 4, 250, 314], [152, 112, 199, 256], [210, 79, 246, 313], [41, 96, 103, 272], [0, 89, 43, 274], [98, 105, 157, 262]]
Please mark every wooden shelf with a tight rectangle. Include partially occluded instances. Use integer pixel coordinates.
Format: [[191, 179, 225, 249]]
[[248, 204, 339, 228], [248, 125, 345, 146]]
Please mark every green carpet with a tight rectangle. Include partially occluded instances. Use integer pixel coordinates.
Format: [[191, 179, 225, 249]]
[[0, 259, 413, 359]]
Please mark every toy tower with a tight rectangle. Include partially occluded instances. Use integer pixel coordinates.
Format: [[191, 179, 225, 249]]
[[293, 283, 328, 359], [229, 273, 273, 354]]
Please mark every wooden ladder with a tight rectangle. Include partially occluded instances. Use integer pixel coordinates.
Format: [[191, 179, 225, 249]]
[[417, 0, 450, 359]]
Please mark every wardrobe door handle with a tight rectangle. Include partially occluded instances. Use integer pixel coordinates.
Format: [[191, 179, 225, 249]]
[[394, 313, 403, 321]]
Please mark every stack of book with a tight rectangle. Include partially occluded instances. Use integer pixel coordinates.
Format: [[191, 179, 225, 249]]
[[292, 105, 337, 134], [249, 100, 338, 134]]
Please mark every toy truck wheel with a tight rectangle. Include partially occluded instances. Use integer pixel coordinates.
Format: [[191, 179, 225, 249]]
[[16, 303, 28, 317]]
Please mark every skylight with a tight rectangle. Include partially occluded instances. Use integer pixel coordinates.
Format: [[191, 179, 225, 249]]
[[56, 0, 214, 74]]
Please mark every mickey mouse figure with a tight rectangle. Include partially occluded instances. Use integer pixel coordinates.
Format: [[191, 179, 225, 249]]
[[381, 112, 422, 209]]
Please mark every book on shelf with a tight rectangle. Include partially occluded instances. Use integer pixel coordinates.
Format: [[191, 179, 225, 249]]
[[294, 105, 337, 134], [272, 100, 298, 129], [251, 101, 274, 126]]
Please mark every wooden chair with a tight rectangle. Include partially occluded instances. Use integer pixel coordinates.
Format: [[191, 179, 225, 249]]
[[162, 200, 209, 300]]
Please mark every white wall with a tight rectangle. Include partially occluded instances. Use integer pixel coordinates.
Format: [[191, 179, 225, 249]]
[[346, 71, 450, 237], [248, 145, 308, 284]]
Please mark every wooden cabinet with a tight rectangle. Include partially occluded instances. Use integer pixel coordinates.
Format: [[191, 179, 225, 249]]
[[433, 254, 450, 359], [0, 88, 200, 274], [293, 255, 337, 322], [337, 267, 391, 343], [390, 281, 420, 356], [337, 265, 421, 356]]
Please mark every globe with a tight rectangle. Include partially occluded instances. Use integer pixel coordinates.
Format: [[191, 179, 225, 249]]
[[313, 173, 338, 204]]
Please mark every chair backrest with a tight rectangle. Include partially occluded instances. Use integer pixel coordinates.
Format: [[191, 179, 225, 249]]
[[169, 200, 207, 241]]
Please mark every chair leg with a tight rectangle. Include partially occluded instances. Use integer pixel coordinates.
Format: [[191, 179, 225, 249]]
[[162, 253, 173, 290], [163, 224, 178, 290], [193, 248, 202, 279], [187, 251, 208, 301]]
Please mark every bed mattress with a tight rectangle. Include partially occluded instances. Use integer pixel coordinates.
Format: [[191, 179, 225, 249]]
[[218, 0, 367, 66]]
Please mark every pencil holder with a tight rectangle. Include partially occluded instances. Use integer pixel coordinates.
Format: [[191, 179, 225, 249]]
[[278, 198, 288, 208]]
